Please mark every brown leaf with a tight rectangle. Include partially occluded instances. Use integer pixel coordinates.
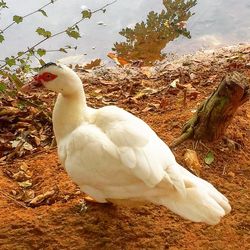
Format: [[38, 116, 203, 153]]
[[169, 78, 180, 88], [100, 80, 118, 86], [20, 162, 29, 172], [22, 142, 33, 151], [15, 189, 35, 203], [227, 171, 235, 178], [29, 189, 56, 206], [142, 106, 154, 112], [184, 149, 201, 176], [12, 171, 31, 182], [187, 91, 199, 100], [107, 52, 129, 67], [0, 106, 20, 116], [18, 180, 32, 188], [83, 59, 102, 70], [141, 66, 155, 78]]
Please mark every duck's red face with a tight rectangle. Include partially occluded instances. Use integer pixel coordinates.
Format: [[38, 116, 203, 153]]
[[34, 72, 58, 84], [21, 72, 58, 93]]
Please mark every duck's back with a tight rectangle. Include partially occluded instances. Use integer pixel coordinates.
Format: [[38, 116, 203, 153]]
[[58, 105, 184, 202]]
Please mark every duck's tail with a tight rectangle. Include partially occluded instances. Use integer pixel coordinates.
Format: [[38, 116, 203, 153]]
[[151, 164, 231, 225]]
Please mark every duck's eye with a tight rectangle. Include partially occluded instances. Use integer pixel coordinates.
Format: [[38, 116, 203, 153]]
[[41, 72, 58, 82]]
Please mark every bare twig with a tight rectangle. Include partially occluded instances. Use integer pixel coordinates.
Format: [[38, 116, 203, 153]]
[[0, 190, 28, 208], [0, 0, 59, 34], [34, 47, 76, 54]]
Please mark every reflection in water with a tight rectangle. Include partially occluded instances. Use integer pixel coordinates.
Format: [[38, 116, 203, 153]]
[[113, 0, 197, 65]]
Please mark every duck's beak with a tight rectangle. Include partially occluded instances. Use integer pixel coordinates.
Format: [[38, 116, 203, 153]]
[[21, 74, 43, 93]]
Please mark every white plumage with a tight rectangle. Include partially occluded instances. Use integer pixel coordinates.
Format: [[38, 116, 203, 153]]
[[33, 63, 231, 225]]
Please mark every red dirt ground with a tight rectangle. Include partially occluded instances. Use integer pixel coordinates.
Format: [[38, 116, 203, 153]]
[[0, 46, 249, 249]]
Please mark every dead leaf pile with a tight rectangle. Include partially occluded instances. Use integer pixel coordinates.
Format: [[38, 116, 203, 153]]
[[0, 90, 54, 163], [2, 160, 75, 207]]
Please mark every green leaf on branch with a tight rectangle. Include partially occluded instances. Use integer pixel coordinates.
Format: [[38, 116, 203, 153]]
[[17, 51, 24, 57], [38, 9, 48, 17], [81, 10, 92, 19], [37, 48, 46, 57], [0, 34, 4, 43], [66, 27, 81, 39], [0, 70, 8, 77], [36, 27, 52, 38], [13, 15, 23, 24], [39, 59, 46, 66], [204, 151, 215, 165], [28, 49, 35, 56], [17, 58, 25, 65], [8, 73, 23, 88], [5, 57, 16, 67], [0, 1, 8, 9], [67, 30, 80, 39], [22, 64, 31, 73]]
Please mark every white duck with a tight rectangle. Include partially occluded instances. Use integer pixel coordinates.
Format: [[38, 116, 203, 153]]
[[29, 62, 231, 225]]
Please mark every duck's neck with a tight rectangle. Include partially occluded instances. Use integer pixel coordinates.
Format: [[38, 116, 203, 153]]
[[52, 89, 87, 143]]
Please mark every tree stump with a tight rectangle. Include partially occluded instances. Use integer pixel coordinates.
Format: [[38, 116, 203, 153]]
[[170, 72, 250, 148]]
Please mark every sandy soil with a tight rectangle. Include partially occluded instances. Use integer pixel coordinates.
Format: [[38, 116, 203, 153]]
[[0, 45, 249, 249]]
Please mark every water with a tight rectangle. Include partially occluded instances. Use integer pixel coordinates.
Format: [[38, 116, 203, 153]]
[[0, 0, 249, 66]]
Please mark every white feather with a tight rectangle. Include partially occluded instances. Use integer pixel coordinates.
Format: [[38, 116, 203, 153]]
[[39, 64, 231, 225]]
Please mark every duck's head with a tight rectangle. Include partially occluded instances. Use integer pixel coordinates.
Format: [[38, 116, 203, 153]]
[[23, 62, 82, 95]]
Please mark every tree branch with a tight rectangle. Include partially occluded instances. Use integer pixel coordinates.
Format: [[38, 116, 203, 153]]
[[0, 0, 58, 34], [0, 0, 118, 70]]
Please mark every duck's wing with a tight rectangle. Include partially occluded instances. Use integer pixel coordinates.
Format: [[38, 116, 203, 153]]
[[90, 106, 185, 194]]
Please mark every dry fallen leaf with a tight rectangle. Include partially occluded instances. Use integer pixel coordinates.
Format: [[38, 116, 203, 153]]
[[107, 52, 129, 67], [133, 86, 167, 100], [83, 59, 102, 70], [12, 171, 31, 182], [227, 171, 235, 178], [169, 78, 180, 88], [14, 189, 35, 203], [141, 66, 155, 78], [0, 106, 20, 116], [20, 162, 29, 172], [18, 180, 32, 188], [184, 149, 201, 176], [29, 189, 56, 206]]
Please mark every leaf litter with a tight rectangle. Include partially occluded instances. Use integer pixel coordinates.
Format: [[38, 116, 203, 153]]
[[0, 44, 249, 249]]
